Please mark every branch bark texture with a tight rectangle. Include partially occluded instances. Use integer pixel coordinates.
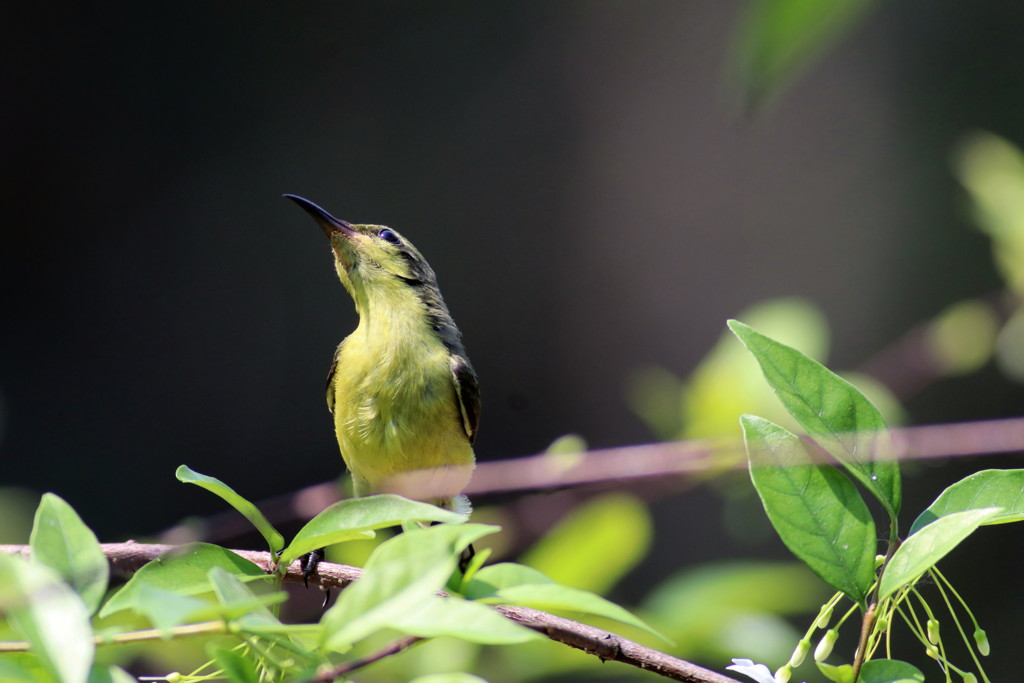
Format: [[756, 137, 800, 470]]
[[0, 542, 740, 683]]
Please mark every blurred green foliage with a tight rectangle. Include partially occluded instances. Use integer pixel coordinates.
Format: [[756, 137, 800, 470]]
[[730, 0, 878, 110], [955, 131, 1024, 381], [629, 297, 904, 449]]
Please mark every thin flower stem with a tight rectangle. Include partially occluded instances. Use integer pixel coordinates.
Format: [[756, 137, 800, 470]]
[[885, 598, 894, 658], [932, 567, 985, 635], [929, 569, 991, 683], [1, 620, 231, 653], [802, 592, 844, 643], [837, 599, 861, 628], [894, 601, 927, 645]]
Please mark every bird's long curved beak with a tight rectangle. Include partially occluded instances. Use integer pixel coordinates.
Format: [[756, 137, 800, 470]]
[[284, 194, 357, 239]]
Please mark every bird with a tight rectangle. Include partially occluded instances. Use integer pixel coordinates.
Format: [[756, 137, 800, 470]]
[[285, 194, 480, 540]]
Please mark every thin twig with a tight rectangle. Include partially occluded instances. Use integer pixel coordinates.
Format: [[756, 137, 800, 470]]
[[307, 636, 421, 682], [0, 543, 740, 683]]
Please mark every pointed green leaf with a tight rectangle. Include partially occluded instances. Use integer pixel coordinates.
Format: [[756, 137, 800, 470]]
[[910, 469, 1024, 535], [176, 466, 285, 554], [208, 567, 285, 627], [741, 415, 876, 605], [0, 554, 94, 683], [279, 494, 466, 567], [677, 297, 830, 441], [133, 584, 211, 632], [210, 647, 261, 683], [410, 675, 488, 683], [29, 493, 109, 615], [730, 320, 901, 524], [87, 665, 139, 683], [817, 661, 855, 683], [100, 543, 265, 618], [389, 594, 539, 644], [464, 562, 663, 639], [463, 563, 553, 596], [321, 523, 498, 651], [859, 658, 925, 683], [880, 507, 1003, 600]]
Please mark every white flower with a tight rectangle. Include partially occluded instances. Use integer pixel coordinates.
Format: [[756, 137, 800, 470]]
[[726, 659, 776, 683]]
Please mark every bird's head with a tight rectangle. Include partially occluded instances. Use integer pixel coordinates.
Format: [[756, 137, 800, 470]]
[[285, 194, 439, 310]]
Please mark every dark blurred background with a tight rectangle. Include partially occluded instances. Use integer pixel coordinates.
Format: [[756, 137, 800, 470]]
[[3, 0, 1023, 677]]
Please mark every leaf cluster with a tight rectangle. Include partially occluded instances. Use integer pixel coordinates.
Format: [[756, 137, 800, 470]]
[[731, 321, 1024, 682], [0, 470, 663, 683]]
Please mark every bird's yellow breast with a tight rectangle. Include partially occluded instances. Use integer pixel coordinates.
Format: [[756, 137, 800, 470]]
[[329, 310, 474, 502]]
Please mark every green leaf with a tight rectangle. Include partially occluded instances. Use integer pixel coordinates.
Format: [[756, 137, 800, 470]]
[[817, 661, 855, 683], [859, 658, 925, 683], [0, 554, 94, 683], [133, 584, 212, 632], [389, 594, 538, 644], [410, 674, 488, 683], [910, 469, 1024, 535], [29, 493, 110, 616], [464, 562, 663, 640], [741, 415, 876, 605], [520, 492, 650, 595], [176, 465, 285, 554], [954, 132, 1024, 297], [730, 0, 877, 111], [879, 507, 1004, 600], [321, 523, 498, 651], [0, 656, 36, 682], [88, 665, 139, 683], [279, 494, 466, 567], [100, 543, 265, 618], [208, 567, 285, 627], [210, 647, 261, 683], [729, 320, 901, 524], [463, 562, 552, 595], [642, 561, 828, 622]]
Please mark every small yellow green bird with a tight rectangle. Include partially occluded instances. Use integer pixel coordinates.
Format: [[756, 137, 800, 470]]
[[285, 195, 479, 517]]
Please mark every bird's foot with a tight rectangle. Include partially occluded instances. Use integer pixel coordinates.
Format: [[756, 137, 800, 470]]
[[458, 543, 476, 575], [300, 548, 331, 609]]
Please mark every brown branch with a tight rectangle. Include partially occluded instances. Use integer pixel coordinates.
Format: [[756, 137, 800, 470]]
[[0, 543, 740, 683], [307, 635, 422, 682], [493, 604, 739, 683]]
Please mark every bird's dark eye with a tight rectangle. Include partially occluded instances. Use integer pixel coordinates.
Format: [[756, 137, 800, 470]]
[[379, 229, 401, 245]]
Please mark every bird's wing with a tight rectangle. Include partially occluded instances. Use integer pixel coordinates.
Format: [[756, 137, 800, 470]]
[[450, 354, 480, 444], [325, 342, 344, 414]]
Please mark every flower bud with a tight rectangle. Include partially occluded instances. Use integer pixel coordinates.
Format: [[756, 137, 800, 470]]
[[774, 664, 791, 683], [925, 644, 939, 660], [962, 673, 978, 683], [788, 638, 810, 668], [874, 614, 889, 633], [927, 618, 940, 645], [974, 627, 990, 656], [814, 629, 838, 662], [816, 604, 834, 629]]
